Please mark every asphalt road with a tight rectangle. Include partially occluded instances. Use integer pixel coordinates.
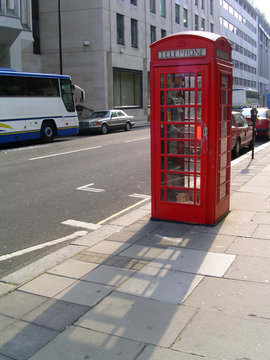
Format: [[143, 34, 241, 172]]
[[0, 127, 151, 278]]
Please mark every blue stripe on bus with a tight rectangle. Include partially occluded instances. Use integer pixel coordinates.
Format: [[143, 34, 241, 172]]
[[0, 115, 77, 123], [0, 127, 79, 144], [0, 69, 70, 80]]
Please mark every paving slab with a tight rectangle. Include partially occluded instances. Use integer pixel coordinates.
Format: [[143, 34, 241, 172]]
[[0, 320, 57, 360], [0, 291, 48, 318], [47, 258, 99, 279], [230, 192, 270, 211], [82, 264, 135, 286], [86, 240, 131, 255], [106, 230, 147, 243], [29, 326, 144, 360], [110, 208, 150, 226], [252, 211, 270, 224], [147, 247, 235, 277], [0, 282, 16, 296], [71, 224, 124, 246], [193, 220, 258, 237], [117, 264, 203, 304], [225, 255, 270, 283], [184, 276, 270, 318], [226, 237, 270, 257], [119, 244, 164, 260], [18, 273, 77, 298], [22, 298, 89, 331], [139, 230, 235, 253], [0, 315, 15, 331], [54, 280, 113, 307], [76, 292, 196, 347], [136, 345, 214, 360], [151, 222, 192, 237], [252, 224, 270, 239], [172, 309, 270, 360]]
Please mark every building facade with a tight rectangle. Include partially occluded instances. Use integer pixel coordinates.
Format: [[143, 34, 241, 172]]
[[2, 0, 270, 119], [0, 0, 33, 70]]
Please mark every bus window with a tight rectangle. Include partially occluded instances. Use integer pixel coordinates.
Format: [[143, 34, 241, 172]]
[[60, 79, 75, 112]]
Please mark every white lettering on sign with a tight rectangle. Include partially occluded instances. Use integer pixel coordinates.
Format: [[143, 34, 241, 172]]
[[158, 48, 207, 59]]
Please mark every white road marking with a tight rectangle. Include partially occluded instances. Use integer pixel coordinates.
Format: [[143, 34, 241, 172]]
[[76, 183, 105, 192], [129, 193, 151, 199], [29, 146, 102, 160], [62, 219, 101, 230], [125, 136, 150, 143], [0, 231, 87, 262]]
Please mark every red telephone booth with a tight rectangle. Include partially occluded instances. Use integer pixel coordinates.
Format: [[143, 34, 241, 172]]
[[150, 32, 232, 225]]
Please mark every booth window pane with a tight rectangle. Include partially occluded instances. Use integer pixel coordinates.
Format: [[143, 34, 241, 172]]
[[167, 140, 195, 155], [196, 175, 201, 188], [220, 137, 227, 153], [220, 184, 226, 200], [161, 188, 165, 201], [160, 74, 164, 88], [196, 190, 200, 205], [161, 156, 165, 170], [197, 74, 202, 88], [197, 90, 201, 105], [221, 90, 228, 104], [161, 172, 165, 185], [221, 73, 229, 87], [160, 124, 164, 138], [167, 189, 194, 204], [167, 124, 195, 139], [161, 108, 164, 122], [167, 173, 194, 188], [197, 107, 201, 122], [167, 73, 184, 88], [167, 90, 185, 105], [160, 91, 164, 105], [196, 158, 201, 173], [161, 140, 165, 154]]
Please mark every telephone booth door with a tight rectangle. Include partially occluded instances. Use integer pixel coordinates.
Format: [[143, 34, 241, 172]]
[[152, 65, 208, 224]]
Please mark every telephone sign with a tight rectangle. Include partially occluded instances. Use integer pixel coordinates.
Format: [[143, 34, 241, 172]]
[[150, 32, 233, 225]]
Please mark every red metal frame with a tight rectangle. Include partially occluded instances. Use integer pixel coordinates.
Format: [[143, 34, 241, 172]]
[[150, 32, 232, 225]]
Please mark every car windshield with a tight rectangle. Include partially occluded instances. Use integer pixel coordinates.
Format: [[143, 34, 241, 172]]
[[89, 111, 110, 119]]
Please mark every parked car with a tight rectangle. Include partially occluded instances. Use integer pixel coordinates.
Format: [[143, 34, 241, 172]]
[[231, 111, 253, 157], [79, 109, 135, 134], [242, 107, 270, 140]]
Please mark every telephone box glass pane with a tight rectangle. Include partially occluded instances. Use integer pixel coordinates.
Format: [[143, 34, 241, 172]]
[[221, 90, 228, 104], [167, 141, 195, 155], [197, 108, 201, 122], [197, 91, 201, 105], [167, 124, 195, 139], [221, 74, 228, 87], [161, 91, 164, 105], [167, 108, 184, 122], [167, 73, 184, 88], [167, 189, 194, 204], [167, 157, 184, 171], [167, 173, 194, 188], [197, 74, 202, 88], [167, 91, 184, 105], [161, 108, 164, 122], [160, 74, 164, 88]]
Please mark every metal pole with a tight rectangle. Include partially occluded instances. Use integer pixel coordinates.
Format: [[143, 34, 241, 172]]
[[58, 0, 63, 74]]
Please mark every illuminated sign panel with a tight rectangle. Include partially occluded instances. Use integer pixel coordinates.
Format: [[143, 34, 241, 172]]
[[158, 48, 207, 59]]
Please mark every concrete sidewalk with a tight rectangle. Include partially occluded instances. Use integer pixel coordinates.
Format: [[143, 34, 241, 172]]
[[1, 143, 270, 360]]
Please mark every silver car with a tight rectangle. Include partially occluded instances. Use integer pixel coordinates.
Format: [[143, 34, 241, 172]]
[[79, 110, 135, 134]]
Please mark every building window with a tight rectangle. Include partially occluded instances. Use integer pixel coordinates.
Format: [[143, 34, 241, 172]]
[[195, 15, 199, 30], [160, 0, 166, 17], [195, 0, 198, 5], [201, 18, 205, 31], [150, 0, 156, 13], [210, 22, 214, 32], [201, 0, 204, 10], [113, 68, 142, 108], [131, 19, 138, 48], [161, 29, 166, 38], [117, 14, 124, 45], [183, 8, 188, 28], [175, 3, 180, 24], [130, 0, 137, 5], [210, 0, 213, 15], [150, 25, 156, 43], [32, 0, 40, 54]]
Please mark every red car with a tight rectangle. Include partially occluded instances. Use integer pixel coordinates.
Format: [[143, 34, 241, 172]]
[[231, 111, 253, 157], [242, 107, 270, 139]]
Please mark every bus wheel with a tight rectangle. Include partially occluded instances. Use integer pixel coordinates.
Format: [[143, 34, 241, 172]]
[[41, 121, 56, 142]]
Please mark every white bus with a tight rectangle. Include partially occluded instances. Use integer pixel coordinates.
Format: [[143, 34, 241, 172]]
[[0, 68, 79, 144], [232, 88, 260, 110]]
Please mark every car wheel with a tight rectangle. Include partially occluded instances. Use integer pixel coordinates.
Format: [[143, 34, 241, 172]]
[[101, 124, 108, 135], [234, 138, 241, 157], [124, 122, 131, 131], [41, 121, 56, 142]]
